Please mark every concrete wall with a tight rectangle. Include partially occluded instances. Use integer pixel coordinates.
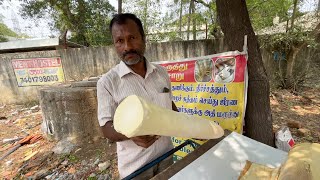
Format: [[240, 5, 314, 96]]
[[0, 39, 318, 104], [260, 46, 320, 89], [58, 46, 118, 81], [145, 39, 227, 61], [59, 39, 228, 81]]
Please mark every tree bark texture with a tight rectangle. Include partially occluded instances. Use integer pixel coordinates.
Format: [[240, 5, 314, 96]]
[[216, 0, 274, 146]]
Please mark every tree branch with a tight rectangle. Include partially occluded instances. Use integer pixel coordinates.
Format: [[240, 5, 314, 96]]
[[194, 0, 210, 8]]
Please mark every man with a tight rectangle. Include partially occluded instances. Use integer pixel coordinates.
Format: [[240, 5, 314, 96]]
[[97, 13, 177, 179]]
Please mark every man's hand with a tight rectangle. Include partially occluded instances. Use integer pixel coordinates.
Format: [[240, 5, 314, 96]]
[[131, 135, 159, 148], [101, 121, 129, 142]]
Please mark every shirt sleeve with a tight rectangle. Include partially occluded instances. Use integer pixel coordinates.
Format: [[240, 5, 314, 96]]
[[167, 77, 173, 101], [97, 79, 117, 126]]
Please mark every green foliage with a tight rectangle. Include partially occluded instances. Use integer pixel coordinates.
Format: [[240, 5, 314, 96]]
[[0, 23, 18, 37], [0, 36, 6, 42], [68, 154, 79, 162], [0, 14, 19, 41], [122, 0, 298, 41], [259, 28, 317, 52], [20, 0, 116, 46], [246, 0, 293, 31], [123, 0, 163, 35], [0, 23, 19, 42], [87, 176, 97, 180], [193, 0, 295, 32]]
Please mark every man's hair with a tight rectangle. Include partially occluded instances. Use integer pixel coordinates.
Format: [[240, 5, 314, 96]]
[[109, 13, 145, 40]]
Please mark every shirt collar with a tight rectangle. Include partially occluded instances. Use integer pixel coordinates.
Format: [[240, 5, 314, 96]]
[[117, 58, 157, 78]]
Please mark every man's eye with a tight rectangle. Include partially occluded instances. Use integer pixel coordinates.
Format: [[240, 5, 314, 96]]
[[116, 39, 123, 43], [130, 36, 135, 40]]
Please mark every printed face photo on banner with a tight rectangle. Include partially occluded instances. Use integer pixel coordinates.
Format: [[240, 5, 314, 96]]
[[214, 57, 236, 83], [194, 59, 213, 82]]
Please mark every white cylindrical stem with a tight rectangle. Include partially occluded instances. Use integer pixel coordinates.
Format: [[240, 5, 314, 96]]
[[114, 95, 224, 139]]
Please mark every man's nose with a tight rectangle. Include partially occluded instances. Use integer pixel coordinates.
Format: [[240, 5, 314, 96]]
[[124, 40, 133, 51]]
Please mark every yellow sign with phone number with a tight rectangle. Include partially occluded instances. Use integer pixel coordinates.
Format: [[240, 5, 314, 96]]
[[12, 57, 65, 87]]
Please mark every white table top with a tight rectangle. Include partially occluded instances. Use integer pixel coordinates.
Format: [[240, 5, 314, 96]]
[[170, 132, 288, 180]]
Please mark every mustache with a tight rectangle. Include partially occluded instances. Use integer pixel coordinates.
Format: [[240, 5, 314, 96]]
[[122, 50, 140, 58]]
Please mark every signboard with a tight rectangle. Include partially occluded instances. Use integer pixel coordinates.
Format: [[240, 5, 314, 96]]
[[159, 51, 248, 161], [11, 57, 65, 87]]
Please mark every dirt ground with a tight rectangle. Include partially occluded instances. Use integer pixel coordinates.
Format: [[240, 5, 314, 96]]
[[0, 87, 319, 179], [271, 87, 320, 144], [0, 105, 119, 180]]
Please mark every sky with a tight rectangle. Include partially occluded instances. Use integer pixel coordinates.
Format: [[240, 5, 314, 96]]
[[0, 0, 318, 39]]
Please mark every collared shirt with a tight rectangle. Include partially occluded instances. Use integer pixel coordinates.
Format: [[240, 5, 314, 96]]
[[97, 60, 174, 178]]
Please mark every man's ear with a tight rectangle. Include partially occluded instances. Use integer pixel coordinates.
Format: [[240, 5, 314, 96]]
[[143, 36, 146, 43]]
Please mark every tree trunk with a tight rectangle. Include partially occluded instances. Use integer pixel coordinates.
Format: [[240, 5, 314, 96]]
[[290, 0, 298, 31], [60, 29, 68, 49], [143, 0, 148, 34], [284, 46, 298, 89], [191, 0, 196, 40], [187, 0, 192, 40], [118, 0, 122, 14], [216, 0, 274, 146], [179, 0, 183, 38]]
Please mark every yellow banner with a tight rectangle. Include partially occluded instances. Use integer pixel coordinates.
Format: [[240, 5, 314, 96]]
[[159, 52, 248, 161]]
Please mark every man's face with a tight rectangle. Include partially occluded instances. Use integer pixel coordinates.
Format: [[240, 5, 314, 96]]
[[111, 19, 146, 65]]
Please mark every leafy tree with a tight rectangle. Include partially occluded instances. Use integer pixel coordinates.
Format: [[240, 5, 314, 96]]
[[193, 0, 222, 38], [123, 0, 165, 41], [257, 0, 320, 89], [158, 0, 190, 41], [246, 0, 293, 31], [20, 0, 115, 46], [123, 0, 211, 41], [157, 0, 211, 41], [194, 0, 294, 35]]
